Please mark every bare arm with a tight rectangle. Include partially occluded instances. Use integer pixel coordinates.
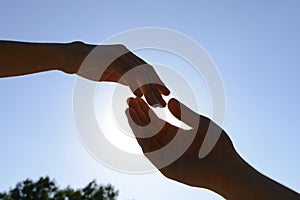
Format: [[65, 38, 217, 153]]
[[0, 40, 86, 77], [0, 40, 169, 106], [126, 97, 300, 199], [223, 156, 300, 200]]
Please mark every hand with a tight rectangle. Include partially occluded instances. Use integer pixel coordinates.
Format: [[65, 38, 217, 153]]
[[126, 98, 300, 199], [125, 97, 238, 195], [77, 44, 170, 107], [0, 41, 169, 107]]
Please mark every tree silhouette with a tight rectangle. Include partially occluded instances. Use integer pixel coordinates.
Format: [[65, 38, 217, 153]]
[[0, 176, 118, 200]]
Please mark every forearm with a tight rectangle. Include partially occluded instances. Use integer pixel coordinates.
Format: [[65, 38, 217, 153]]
[[218, 155, 300, 200], [0, 40, 95, 77]]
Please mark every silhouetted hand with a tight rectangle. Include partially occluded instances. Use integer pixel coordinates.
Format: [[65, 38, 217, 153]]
[[125, 97, 300, 199], [0, 41, 170, 107], [76, 44, 170, 107], [126, 97, 236, 188]]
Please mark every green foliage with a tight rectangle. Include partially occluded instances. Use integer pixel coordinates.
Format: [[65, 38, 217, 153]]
[[0, 177, 118, 200]]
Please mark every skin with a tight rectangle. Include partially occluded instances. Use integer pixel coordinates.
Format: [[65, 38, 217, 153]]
[[126, 97, 300, 200], [1, 40, 299, 199], [0, 40, 169, 107]]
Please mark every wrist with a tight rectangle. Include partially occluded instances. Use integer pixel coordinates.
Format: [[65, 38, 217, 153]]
[[206, 152, 247, 199], [224, 156, 256, 199], [217, 154, 300, 200], [57, 41, 96, 74]]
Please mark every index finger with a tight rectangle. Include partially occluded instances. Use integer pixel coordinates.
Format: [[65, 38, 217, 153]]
[[141, 83, 166, 107]]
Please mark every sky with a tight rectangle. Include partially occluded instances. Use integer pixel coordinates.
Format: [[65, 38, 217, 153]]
[[0, 1, 300, 199]]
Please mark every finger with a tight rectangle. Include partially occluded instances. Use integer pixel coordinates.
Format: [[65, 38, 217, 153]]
[[144, 66, 170, 96], [119, 53, 169, 100], [127, 107, 145, 128], [131, 97, 168, 133], [126, 106, 158, 145], [135, 97, 150, 113], [168, 98, 200, 128], [120, 55, 168, 106], [140, 66, 168, 106], [157, 84, 170, 96], [141, 83, 167, 107], [141, 84, 159, 107], [125, 108, 163, 153], [134, 97, 164, 130], [133, 87, 143, 97], [128, 98, 149, 125], [131, 97, 151, 124], [134, 97, 179, 145], [142, 84, 166, 107], [127, 100, 182, 154], [151, 84, 167, 107], [127, 63, 166, 107], [125, 108, 146, 146]]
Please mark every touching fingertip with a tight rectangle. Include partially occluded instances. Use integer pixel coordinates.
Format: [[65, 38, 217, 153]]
[[168, 98, 178, 103], [164, 88, 171, 96], [133, 88, 143, 97], [168, 98, 179, 109], [127, 97, 134, 105], [155, 99, 166, 108], [159, 85, 171, 96]]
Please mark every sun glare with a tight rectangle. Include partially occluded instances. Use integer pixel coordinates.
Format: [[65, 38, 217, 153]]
[[94, 83, 192, 155]]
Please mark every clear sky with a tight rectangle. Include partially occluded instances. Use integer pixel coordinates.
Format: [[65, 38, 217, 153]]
[[0, 1, 300, 199]]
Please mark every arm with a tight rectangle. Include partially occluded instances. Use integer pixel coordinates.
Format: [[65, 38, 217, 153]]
[[0, 40, 169, 106], [0, 40, 83, 77], [225, 157, 300, 200], [126, 97, 300, 200]]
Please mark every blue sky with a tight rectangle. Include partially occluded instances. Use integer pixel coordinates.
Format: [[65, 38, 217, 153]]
[[0, 1, 299, 199]]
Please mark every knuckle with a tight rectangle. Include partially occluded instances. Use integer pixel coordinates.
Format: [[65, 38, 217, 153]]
[[114, 44, 128, 51]]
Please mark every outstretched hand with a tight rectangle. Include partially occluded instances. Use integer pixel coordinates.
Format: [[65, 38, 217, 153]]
[[77, 44, 170, 107], [125, 97, 237, 191], [126, 97, 300, 199], [0, 41, 169, 107]]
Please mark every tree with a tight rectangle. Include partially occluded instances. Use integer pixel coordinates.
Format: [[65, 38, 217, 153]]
[[0, 176, 118, 200]]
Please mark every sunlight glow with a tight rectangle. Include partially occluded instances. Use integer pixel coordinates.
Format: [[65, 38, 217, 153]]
[[94, 83, 192, 155]]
